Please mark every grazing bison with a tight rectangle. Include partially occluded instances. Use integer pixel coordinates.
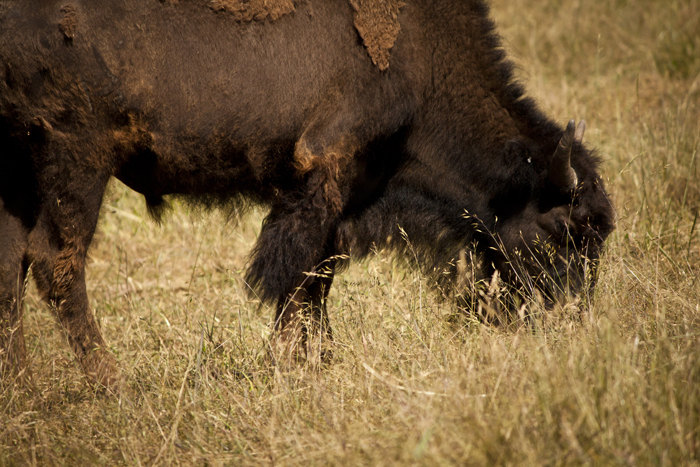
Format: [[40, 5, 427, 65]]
[[0, 0, 614, 387]]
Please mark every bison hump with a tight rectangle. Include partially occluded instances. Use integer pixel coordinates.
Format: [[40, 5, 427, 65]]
[[350, 0, 405, 71], [209, 0, 296, 22]]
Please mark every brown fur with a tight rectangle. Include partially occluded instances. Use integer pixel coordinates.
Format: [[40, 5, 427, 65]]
[[0, 0, 614, 388], [58, 4, 78, 40], [210, 0, 295, 22], [350, 0, 405, 70], [293, 136, 357, 214], [52, 240, 85, 297], [210, 0, 404, 68]]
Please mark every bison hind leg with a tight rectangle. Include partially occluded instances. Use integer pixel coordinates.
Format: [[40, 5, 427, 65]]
[[24, 166, 120, 391]]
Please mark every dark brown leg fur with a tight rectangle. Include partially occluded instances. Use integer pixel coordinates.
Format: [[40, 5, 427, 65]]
[[246, 94, 360, 304], [305, 263, 335, 365], [250, 107, 359, 366], [0, 204, 29, 381], [270, 261, 336, 367]]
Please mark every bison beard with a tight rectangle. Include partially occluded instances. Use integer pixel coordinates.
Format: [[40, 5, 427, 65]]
[[0, 0, 614, 388]]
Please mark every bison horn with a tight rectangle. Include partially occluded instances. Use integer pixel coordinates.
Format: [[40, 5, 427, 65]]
[[574, 119, 586, 144], [549, 119, 581, 190]]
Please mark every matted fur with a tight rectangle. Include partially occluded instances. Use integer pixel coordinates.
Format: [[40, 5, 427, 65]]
[[350, 0, 405, 70], [58, 4, 78, 40], [209, 0, 404, 69], [209, 0, 296, 22]]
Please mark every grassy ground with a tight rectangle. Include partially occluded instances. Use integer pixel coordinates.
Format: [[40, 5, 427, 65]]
[[2, 0, 700, 465]]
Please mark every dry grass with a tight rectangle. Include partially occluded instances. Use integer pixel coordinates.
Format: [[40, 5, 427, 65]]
[[2, 0, 700, 465]]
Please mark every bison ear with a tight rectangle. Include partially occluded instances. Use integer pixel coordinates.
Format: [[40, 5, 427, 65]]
[[548, 119, 579, 191]]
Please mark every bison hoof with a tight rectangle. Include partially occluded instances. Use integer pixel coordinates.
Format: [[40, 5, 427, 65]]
[[304, 331, 334, 367], [268, 325, 334, 369], [268, 323, 306, 369], [80, 348, 121, 392]]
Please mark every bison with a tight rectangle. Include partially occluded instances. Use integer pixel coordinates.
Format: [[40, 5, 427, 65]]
[[1, 0, 614, 388]]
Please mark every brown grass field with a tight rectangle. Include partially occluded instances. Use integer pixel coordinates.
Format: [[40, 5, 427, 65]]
[[2, 0, 700, 465]]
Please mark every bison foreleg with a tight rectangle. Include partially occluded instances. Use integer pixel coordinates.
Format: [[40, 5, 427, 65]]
[[270, 286, 310, 367], [248, 128, 355, 290], [0, 204, 30, 384], [251, 142, 354, 365]]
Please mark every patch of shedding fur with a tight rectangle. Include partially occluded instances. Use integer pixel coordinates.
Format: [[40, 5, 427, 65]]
[[350, 0, 405, 71], [292, 139, 318, 175], [52, 240, 85, 299], [293, 137, 356, 215], [58, 4, 78, 40], [209, 0, 295, 22]]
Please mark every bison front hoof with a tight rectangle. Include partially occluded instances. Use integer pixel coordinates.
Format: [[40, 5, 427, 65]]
[[80, 348, 121, 392], [268, 324, 307, 369], [304, 332, 334, 367], [268, 325, 335, 370]]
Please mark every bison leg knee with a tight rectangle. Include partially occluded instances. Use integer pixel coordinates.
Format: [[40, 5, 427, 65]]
[[0, 207, 29, 381]]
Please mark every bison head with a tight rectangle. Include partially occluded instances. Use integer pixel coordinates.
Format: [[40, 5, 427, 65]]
[[484, 120, 615, 307]]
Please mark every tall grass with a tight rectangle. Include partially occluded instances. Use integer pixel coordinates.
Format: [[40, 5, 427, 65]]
[[2, 0, 699, 465]]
